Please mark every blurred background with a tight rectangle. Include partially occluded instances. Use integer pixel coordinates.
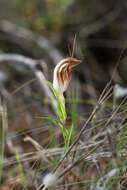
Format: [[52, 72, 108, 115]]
[[0, 0, 127, 189], [0, 0, 127, 90]]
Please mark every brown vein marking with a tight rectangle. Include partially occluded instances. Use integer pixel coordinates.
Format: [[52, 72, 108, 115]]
[[59, 69, 64, 84], [63, 65, 68, 81], [65, 67, 68, 81], [57, 61, 68, 85], [67, 65, 72, 81], [59, 65, 67, 85]]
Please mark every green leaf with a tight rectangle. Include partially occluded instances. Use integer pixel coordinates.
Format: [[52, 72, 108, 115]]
[[47, 81, 67, 123]]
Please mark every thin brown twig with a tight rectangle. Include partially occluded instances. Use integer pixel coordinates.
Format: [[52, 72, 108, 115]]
[[11, 78, 36, 95], [99, 86, 113, 104], [57, 144, 99, 180], [104, 96, 127, 128]]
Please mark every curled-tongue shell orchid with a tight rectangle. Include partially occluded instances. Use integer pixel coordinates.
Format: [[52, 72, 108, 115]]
[[53, 57, 81, 94]]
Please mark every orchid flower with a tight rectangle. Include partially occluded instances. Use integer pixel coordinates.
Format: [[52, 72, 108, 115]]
[[53, 57, 81, 94], [53, 56, 81, 122]]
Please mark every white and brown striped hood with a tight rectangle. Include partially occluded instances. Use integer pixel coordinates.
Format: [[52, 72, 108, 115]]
[[53, 57, 81, 93]]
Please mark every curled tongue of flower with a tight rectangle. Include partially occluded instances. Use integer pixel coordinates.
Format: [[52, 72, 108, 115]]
[[53, 57, 81, 93]]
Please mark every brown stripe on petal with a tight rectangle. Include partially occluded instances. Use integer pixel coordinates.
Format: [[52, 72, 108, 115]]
[[63, 63, 71, 81], [65, 68, 68, 81], [57, 69, 63, 85], [66, 65, 71, 80], [57, 64, 65, 85], [65, 67, 69, 81], [60, 69, 64, 84], [59, 63, 71, 85]]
